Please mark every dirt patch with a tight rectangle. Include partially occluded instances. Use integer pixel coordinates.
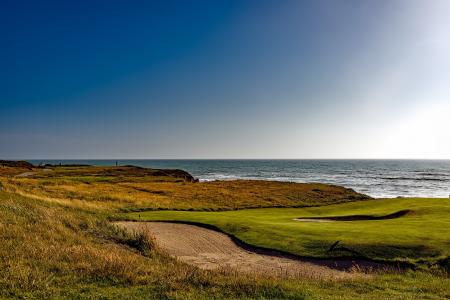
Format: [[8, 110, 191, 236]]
[[15, 169, 52, 177], [294, 210, 412, 222], [114, 222, 397, 279], [16, 171, 37, 177]]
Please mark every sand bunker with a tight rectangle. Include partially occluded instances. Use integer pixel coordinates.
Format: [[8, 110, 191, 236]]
[[294, 210, 411, 222], [115, 221, 394, 279]]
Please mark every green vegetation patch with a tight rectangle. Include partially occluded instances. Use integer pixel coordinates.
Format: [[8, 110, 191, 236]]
[[126, 198, 450, 266]]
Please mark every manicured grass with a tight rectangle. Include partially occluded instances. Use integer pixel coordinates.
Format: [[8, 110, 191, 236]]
[[126, 198, 450, 265]]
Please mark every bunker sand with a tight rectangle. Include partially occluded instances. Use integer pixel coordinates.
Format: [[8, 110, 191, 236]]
[[116, 222, 374, 279]]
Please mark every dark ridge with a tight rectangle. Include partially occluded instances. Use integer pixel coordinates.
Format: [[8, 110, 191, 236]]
[[123, 165, 144, 168], [437, 256, 450, 273], [44, 163, 92, 167], [105, 165, 198, 182], [116, 166, 198, 182], [0, 160, 34, 169], [151, 168, 198, 183], [296, 209, 412, 221]]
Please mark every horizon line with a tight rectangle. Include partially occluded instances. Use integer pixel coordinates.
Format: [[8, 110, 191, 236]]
[[8, 158, 450, 161]]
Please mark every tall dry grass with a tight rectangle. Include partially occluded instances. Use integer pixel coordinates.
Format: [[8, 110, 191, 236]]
[[0, 190, 320, 299], [0, 166, 369, 213]]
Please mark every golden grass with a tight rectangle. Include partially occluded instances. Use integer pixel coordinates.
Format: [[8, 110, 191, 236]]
[[0, 166, 34, 176], [0, 166, 369, 212]]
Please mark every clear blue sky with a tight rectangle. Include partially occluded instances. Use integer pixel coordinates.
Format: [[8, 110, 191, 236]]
[[2, 0, 449, 159]]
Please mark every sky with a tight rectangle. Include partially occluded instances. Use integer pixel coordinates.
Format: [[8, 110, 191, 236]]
[[1, 0, 450, 159]]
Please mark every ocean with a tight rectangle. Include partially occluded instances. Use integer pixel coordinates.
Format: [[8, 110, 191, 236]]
[[28, 159, 450, 198]]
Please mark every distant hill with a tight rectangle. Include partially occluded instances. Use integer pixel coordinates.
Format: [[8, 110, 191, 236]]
[[0, 160, 34, 169]]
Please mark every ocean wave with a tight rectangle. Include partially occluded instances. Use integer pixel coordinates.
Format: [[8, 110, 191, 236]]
[[379, 177, 449, 182]]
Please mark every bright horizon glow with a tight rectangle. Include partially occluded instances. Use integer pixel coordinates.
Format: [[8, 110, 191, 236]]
[[2, 0, 450, 159]]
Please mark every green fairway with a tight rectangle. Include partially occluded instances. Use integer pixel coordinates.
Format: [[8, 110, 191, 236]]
[[125, 198, 450, 265]]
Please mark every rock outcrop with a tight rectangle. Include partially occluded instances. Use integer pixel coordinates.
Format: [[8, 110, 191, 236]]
[[0, 160, 34, 169]]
